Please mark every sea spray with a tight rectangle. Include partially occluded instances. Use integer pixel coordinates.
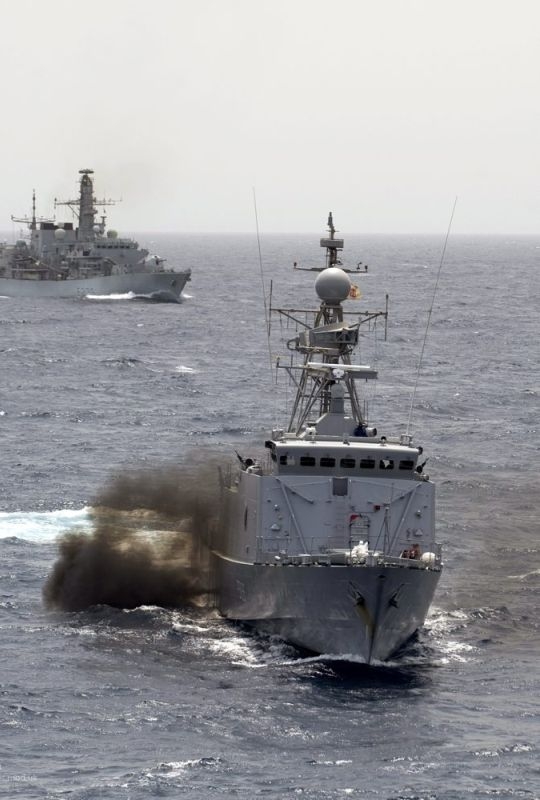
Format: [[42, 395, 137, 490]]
[[43, 462, 223, 612]]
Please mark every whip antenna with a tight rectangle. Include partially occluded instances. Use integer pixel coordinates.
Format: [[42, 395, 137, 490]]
[[252, 188, 274, 379], [406, 197, 458, 435]]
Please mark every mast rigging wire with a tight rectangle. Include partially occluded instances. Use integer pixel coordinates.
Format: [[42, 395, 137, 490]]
[[405, 197, 458, 435], [252, 188, 276, 384]]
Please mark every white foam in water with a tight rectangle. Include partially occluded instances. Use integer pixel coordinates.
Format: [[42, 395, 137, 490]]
[[422, 607, 476, 664], [509, 568, 540, 580], [0, 507, 91, 542], [435, 639, 475, 664], [424, 606, 470, 637], [85, 292, 137, 301], [213, 634, 263, 665], [175, 365, 195, 374]]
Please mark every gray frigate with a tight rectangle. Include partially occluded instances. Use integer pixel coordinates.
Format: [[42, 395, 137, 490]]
[[0, 169, 191, 302]]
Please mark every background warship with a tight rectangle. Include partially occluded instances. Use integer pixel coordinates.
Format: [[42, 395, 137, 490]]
[[0, 169, 191, 302], [212, 215, 442, 663]]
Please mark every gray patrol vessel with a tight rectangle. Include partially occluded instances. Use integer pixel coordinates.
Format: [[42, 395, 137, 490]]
[[212, 215, 442, 663]]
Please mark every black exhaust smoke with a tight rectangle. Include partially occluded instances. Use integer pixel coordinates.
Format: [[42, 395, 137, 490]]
[[43, 463, 222, 612]]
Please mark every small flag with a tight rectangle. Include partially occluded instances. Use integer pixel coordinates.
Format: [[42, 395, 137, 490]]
[[349, 284, 361, 300]]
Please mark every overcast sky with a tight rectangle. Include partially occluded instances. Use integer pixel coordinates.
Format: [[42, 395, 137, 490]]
[[0, 0, 538, 234]]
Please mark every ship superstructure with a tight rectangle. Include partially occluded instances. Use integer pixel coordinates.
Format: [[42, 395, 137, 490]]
[[212, 214, 442, 662]]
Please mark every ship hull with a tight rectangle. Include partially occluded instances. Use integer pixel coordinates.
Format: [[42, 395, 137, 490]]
[[213, 553, 440, 663], [0, 270, 190, 302]]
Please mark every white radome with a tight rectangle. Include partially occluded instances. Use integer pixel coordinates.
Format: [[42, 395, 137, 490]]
[[315, 267, 351, 302]]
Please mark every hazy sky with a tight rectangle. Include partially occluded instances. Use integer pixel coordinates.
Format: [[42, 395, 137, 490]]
[[1, 0, 538, 233]]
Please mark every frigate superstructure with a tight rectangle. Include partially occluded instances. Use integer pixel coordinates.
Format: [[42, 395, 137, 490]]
[[212, 214, 442, 663], [0, 169, 190, 301]]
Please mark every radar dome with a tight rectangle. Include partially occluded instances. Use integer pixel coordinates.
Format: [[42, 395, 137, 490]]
[[107, 229, 118, 239], [93, 224, 101, 233], [315, 267, 351, 302], [54, 228, 66, 240]]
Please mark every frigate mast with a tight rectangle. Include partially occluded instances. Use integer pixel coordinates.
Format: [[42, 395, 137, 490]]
[[11, 189, 55, 251], [11, 189, 54, 230], [54, 169, 116, 240]]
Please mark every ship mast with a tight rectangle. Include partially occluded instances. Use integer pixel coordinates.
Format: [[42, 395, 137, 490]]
[[11, 189, 55, 251], [323, 211, 343, 268], [54, 169, 116, 240], [273, 214, 387, 434]]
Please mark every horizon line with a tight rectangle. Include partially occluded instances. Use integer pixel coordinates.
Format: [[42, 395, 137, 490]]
[[0, 228, 538, 237]]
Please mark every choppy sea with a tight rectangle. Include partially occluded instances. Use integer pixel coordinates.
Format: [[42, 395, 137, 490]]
[[0, 232, 539, 799]]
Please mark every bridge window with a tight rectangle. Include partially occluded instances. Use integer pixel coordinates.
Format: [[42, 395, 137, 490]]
[[300, 456, 316, 466], [320, 457, 336, 467], [399, 460, 415, 471], [359, 458, 375, 469], [340, 458, 356, 469], [379, 458, 394, 470]]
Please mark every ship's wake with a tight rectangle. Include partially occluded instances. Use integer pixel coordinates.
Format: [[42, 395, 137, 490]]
[[84, 291, 181, 303], [42, 464, 220, 612], [84, 291, 139, 301]]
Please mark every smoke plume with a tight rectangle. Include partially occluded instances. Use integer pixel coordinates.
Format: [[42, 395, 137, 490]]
[[43, 462, 222, 612]]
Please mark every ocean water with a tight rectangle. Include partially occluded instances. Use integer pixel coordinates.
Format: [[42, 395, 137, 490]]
[[0, 232, 539, 799]]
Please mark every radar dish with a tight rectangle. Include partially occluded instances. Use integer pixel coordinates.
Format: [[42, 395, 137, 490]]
[[315, 267, 351, 302]]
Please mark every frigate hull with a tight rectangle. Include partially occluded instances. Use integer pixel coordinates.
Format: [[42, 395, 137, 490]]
[[0, 270, 190, 302], [213, 554, 440, 663]]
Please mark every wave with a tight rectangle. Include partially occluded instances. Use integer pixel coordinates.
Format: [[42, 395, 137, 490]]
[[101, 356, 143, 367], [0, 507, 90, 542]]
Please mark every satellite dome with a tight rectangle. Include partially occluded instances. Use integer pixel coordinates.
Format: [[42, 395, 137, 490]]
[[315, 267, 351, 302], [54, 228, 66, 240]]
